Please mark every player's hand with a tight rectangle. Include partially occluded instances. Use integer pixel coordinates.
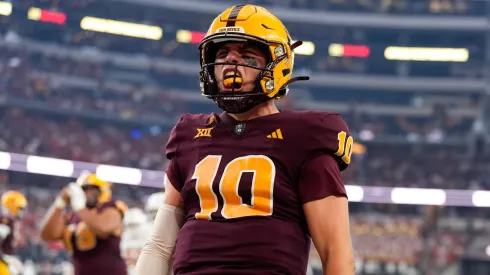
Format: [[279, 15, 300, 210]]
[[3, 255, 24, 275], [54, 186, 70, 209], [68, 182, 87, 211], [61, 187, 71, 203]]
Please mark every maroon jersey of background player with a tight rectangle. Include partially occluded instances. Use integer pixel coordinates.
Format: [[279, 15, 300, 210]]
[[63, 200, 127, 275], [165, 110, 352, 275], [0, 215, 14, 255]]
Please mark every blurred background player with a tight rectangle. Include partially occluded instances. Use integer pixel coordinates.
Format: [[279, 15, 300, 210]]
[[0, 191, 27, 275], [39, 171, 128, 275], [145, 192, 166, 221], [121, 192, 166, 275], [121, 207, 147, 275]]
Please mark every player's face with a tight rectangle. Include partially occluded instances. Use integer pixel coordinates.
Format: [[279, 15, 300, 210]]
[[83, 186, 101, 208], [214, 42, 268, 93]]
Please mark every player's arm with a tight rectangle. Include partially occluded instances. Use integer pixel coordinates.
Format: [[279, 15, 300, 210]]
[[0, 223, 10, 258], [40, 188, 70, 241], [134, 174, 184, 275], [300, 154, 355, 275], [134, 116, 185, 275]]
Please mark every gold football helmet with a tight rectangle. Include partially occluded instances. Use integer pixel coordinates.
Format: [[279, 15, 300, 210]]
[[77, 171, 112, 203], [199, 4, 309, 114], [1, 190, 27, 218]]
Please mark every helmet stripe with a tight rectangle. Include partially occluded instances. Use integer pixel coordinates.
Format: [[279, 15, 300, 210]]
[[226, 4, 246, 27]]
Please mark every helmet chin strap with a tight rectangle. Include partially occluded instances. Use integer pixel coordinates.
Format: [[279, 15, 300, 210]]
[[281, 40, 310, 87], [290, 40, 303, 51], [216, 91, 270, 114], [283, 76, 310, 86]]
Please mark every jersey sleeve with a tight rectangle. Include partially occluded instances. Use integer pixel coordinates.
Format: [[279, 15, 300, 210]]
[[165, 115, 185, 160], [115, 200, 129, 217], [165, 115, 186, 192], [298, 154, 347, 204], [0, 216, 13, 255], [305, 112, 352, 171], [165, 158, 184, 192]]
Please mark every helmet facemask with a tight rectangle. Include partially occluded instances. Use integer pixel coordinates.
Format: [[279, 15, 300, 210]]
[[82, 185, 101, 208], [200, 36, 309, 114], [200, 39, 287, 114]]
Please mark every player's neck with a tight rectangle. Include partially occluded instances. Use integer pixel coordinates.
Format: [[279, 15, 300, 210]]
[[228, 101, 279, 121]]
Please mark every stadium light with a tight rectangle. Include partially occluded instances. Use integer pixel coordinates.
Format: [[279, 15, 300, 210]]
[[28, 7, 67, 25], [292, 40, 315, 56], [0, 151, 10, 169], [0, 2, 11, 16], [176, 30, 206, 44], [80, 16, 163, 40], [96, 164, 142, 186], [384, 46, 469, 62], [26, 156, 74, 177], [328, 43, 370, 58], [472, 191, 490, 207], [391, 187, 446, 206]]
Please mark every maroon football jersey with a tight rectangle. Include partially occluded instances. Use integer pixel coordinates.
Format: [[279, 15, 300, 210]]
[[0, 215, 15, 255], [165, 110, 351, 275], [64, 200, 127, 275]]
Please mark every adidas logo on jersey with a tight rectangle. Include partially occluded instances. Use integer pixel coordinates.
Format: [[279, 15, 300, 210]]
[[267, 129, 283, 140]]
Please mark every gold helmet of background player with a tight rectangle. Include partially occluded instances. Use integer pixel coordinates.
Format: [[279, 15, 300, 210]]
[[199, 4, 309, 114], [77, 171, 112, 203], [1, 190, 27, 218]]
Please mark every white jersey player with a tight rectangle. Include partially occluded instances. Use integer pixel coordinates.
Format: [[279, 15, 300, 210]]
[[145, 191, 166, 221], [121, 207, 148, 275], [121, 192, 167, 274]]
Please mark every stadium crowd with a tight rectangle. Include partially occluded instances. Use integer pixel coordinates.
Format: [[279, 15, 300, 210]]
[[0, 42, 485, 188]]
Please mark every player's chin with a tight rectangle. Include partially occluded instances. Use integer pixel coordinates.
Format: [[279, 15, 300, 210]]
[[86, 200, 97, 208]]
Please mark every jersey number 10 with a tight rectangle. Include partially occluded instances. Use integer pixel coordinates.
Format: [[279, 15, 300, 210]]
[[335, 131, 354, 165], [192, 155, 276, 220], [64, 222, 97, 253]]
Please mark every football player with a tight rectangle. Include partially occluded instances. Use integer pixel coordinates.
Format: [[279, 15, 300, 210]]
[[121, 207, 148, 275], [136, 4, 355, 275], [40, 172, 128, 275], [0, 191, 27, 275]]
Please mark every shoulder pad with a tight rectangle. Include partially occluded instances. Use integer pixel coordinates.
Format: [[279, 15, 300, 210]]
[[115, 200, 128, 215], [301, 111, 352, 171], [98, 200, 127, 216], [165, 113, 217, 159]]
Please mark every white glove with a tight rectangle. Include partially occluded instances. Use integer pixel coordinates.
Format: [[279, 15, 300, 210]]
[[54, 195, 66, 209], [3, 255, 23, 275], [68, 182, 87, 211]]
